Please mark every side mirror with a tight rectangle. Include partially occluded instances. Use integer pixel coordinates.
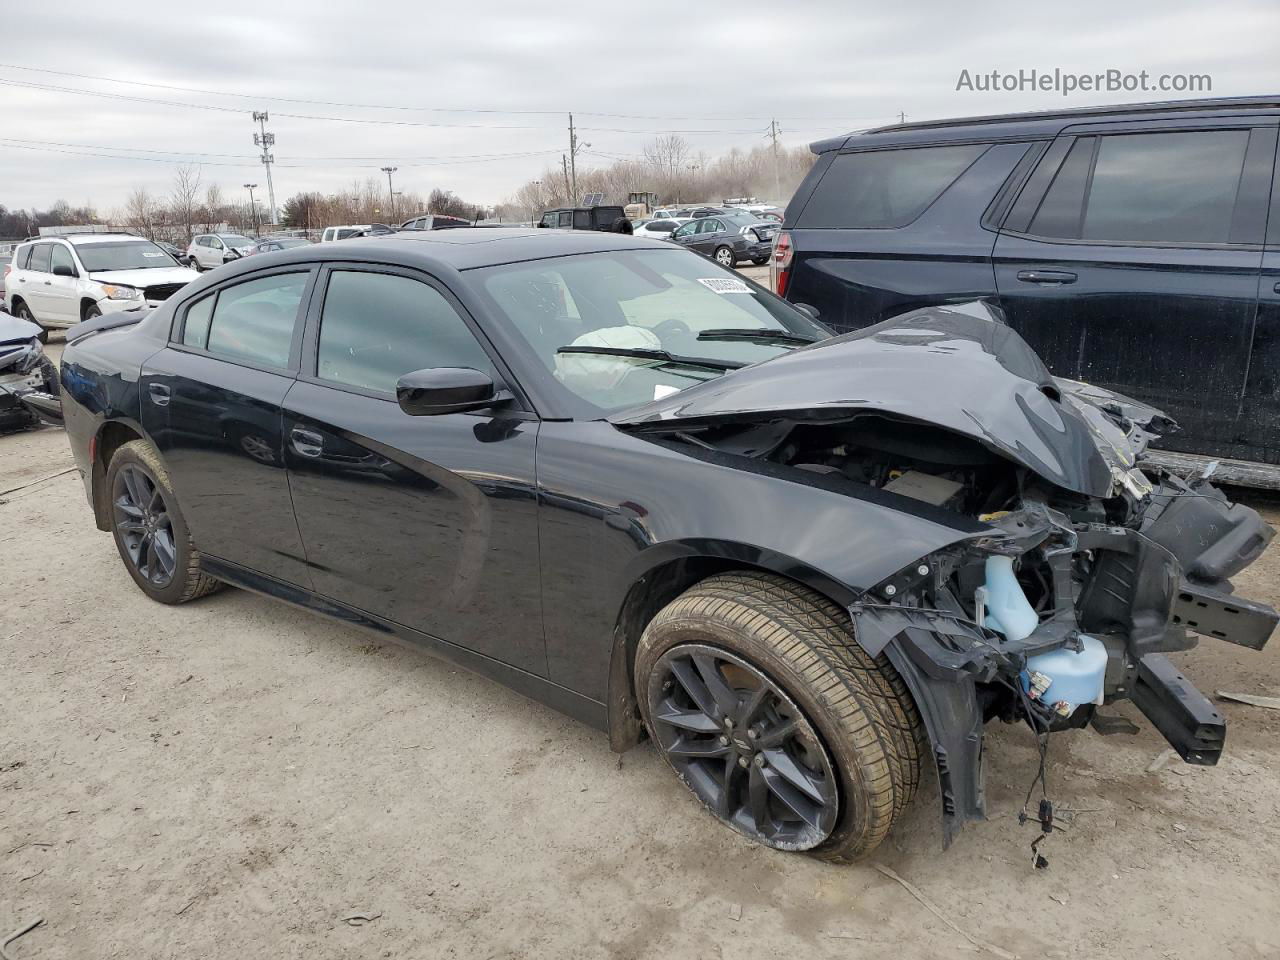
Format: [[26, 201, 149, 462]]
[[795, 303, 821, 320], [52, 263, 77, 278], [396, 367, 497, 416]]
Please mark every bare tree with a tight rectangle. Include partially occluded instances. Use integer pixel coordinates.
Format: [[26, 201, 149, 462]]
[[199, 184, 224, 233], [170, 164, 202, 243], [125, 188, 157, 239]]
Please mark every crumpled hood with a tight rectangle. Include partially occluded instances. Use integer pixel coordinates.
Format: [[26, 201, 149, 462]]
[[611, 302, 1173, 498], [87, 266, 199, 289], [0, 308, 42, 344]]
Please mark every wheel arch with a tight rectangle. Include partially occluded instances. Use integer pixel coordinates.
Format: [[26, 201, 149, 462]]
[[605, 538, 862, 752], [80, 297, 100, 321], [90, 419, 149, 531]]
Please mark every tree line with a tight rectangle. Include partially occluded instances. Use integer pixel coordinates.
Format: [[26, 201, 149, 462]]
[[2, 135, 816, 241]]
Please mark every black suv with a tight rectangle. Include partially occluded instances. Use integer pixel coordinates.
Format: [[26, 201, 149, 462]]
[[777, 96, 1280, 471], [537, 205, 630, 232]]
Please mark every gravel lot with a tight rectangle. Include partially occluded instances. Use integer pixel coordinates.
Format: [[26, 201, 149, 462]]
[[3, 334, 1279, 959]]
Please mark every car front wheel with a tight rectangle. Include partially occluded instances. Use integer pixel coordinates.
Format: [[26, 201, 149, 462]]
[[636, 571, 923, 861], [713, 245, 735, 267], [106, 439, 222, 604]]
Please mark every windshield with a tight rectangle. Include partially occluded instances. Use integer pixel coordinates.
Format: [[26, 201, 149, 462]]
[[471, 248, 829, 416], [77, 241, 178, 272], [220, 235, 253, 248]]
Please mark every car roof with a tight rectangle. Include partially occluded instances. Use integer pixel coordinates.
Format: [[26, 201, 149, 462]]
[[228, 228, 672, 272], [57, 234, 148, 245], [812, 94, 1280, 153]]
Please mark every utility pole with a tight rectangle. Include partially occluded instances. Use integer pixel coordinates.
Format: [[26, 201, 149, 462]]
[[252, 111, 277, 226], [381, 166, 398, 223], [561, 155, 571, 203], [243, 183, 259, 236], [568, 114, 578, 203], [767, 119, 782, 205], [567, 114, 590, 204], [898, 110, 907, 123]]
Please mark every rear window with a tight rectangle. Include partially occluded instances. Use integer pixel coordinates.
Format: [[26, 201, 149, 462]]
[[28, 244, 52, 273], [798, 143, 989, 228]]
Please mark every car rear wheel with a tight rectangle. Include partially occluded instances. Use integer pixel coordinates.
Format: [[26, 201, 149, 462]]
[[106, 439, 222, 605], [713, 245, 735, 267], [14, 301, 48, 344], [751, 257, 769, 266], [636, 571, 922, 861]]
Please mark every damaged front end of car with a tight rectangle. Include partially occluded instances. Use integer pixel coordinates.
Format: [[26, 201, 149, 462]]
[[615, 302, 1277, 846], [0, 309, 62, 430]]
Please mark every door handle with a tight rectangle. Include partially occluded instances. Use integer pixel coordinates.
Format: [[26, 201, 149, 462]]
[[290, 427, 324, 458], [43, 280, 51, 286], [1274, 282, 1280, 294], [148, 383, 171, 407], [1016, 270, 1077, 285]]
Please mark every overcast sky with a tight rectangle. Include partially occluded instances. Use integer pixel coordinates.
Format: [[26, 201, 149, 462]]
[[2, 0, 1277, 217]]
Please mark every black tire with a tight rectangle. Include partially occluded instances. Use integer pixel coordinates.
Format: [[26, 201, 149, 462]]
[[636, 571, 923, 861], [14, 301, 48, 344], [106, 439, 222, 604], [751, 257, 770, 266], [713, 245, 735, 268], [191, 259, 203, 273], [83, 303, 101, 322]]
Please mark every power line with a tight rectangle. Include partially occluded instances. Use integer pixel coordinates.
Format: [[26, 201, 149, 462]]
[[0, 136, 565, 162], [0, 138, 563, 169], [0, 61, 900, 124], [0, 76, 888, 135]]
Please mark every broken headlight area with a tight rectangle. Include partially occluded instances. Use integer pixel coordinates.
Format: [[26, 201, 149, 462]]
[[852, 472, 1276, 846], [0, 337, 61, 429]]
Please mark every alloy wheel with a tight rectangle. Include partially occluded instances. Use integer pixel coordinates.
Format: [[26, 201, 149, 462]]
[[647, 643, 839, 850], [715, 247, 734, 267], [112, 465, 178, 587]]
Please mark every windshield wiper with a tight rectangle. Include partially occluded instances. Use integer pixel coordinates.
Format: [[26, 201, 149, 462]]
[[556, 345, 745, 371], [696, 328, 821, 345]]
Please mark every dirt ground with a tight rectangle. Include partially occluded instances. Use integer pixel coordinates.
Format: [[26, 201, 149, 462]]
[[3, 335, 1280, 960]]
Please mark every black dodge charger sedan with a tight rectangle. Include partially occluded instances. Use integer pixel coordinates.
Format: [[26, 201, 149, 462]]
[[56, 228, 1276, 860]]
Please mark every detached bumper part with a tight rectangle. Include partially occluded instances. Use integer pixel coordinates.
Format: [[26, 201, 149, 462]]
[[1130, 654, 1225, 765]]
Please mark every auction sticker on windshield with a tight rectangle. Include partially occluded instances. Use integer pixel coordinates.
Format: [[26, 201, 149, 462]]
[[697, 278, 754, 295]]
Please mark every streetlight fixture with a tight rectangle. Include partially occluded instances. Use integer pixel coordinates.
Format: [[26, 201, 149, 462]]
[[243, 183, 260, 236], [381, 166, 399, 222]]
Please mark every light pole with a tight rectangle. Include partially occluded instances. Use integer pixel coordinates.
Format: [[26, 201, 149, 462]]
[[381, 166, 398, 223], [243, 183, 259, 236]]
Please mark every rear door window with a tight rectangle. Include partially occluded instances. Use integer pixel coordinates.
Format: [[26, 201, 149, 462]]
[[28, 244, 52, 273], [798, 143, 989, 228], [197, 272, 308, 368], [1083, 131, 1250, 244]]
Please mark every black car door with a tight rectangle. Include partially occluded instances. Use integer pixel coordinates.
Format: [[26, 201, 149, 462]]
[[280, 263, 546, 674], [141, 266, 317, 586], [994, 119, 1277, 460]]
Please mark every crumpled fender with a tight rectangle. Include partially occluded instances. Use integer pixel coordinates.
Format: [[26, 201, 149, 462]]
[[851, 602, 1013, 845]]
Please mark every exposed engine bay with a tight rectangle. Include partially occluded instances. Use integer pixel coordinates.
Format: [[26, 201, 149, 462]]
[[0, 307, 61, 430], [616, 302, 1279, 847]]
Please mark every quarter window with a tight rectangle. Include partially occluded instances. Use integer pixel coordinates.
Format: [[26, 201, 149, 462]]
[[316, 271, 494, 396], [798, 143, 989, 229], [182, 295, 215, 347], [199, 272, 307, 367]]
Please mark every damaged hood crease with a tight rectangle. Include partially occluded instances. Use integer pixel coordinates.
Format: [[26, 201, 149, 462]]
[[612, 302, 1170, 499]]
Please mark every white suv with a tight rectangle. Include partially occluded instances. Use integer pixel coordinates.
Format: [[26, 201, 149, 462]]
[[4, 234, 200, 341], [187, 233, 255, 271]]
